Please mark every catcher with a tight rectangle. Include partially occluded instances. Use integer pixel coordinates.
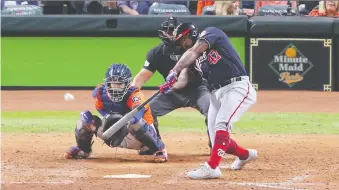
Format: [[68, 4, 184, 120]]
[[64, 63, 168, 163]]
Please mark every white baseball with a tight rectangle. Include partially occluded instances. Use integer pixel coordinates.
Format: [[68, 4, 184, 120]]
[[64, 93, 75, 101]]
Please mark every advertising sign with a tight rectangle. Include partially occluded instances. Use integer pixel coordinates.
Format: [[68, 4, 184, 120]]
[[250, 38, 332, 91]]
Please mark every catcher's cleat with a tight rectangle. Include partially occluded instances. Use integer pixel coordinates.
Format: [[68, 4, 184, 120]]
[[64, 146, 80, 159], [231, 149, 258, 170], [64, 146, 91, 159], [153, 149, 168, 163]]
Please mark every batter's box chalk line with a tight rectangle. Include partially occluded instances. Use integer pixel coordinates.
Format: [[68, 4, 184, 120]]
[[230, 182, 308, 190], [219, 165, 231, 169], [231, 174, 314, 190], [1, 180, 74, 185], [104, 174, 152, 179]]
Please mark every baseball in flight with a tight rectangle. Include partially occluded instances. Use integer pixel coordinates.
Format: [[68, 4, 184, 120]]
[[64, 93, 75, 101]]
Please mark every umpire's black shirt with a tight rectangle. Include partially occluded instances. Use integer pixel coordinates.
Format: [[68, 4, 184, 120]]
[[143, 43, 203, 89]]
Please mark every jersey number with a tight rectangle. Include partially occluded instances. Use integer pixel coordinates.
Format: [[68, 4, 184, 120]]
[[208, 50, 221, 65]]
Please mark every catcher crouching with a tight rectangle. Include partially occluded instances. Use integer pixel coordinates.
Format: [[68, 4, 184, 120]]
[[64, 63, 168, 163]]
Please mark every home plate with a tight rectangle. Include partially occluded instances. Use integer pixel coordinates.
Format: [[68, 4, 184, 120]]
[[104, 174, 152, 179]]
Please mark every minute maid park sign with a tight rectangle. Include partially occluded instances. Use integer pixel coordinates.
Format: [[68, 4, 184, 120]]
[[268, 44, 314, 87]]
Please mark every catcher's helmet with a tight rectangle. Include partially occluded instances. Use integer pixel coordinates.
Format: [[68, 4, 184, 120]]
[[104, 64, 132, 102], [158, 16, 182, 46], [173, 22, 199, 45]]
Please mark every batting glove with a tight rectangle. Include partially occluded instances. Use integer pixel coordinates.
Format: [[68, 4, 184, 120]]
[[160, 70, 178, 94], [166, 70, 178, 84], [160, 82, 173, 94]]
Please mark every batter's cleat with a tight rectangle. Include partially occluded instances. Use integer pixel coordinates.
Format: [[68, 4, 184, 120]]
[[187, 162, 222, 179], [153, 149, 168, 163], [231, 149, 258, 170]]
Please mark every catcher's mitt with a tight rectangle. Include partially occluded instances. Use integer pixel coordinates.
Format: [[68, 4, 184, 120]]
[[102, 114, 129, 147]]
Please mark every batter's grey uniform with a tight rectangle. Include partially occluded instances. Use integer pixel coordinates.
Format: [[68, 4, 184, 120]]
[[144, 43, 211, 140], [196, 27, 257, 147]]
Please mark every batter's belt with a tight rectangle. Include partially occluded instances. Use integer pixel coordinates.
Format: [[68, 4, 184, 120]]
[[210, 76, 249, 90]]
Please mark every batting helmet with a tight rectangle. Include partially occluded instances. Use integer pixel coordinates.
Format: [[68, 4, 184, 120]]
[[104, 64, 132, 102], [158, 16, 182, 46], [173, 22, 199, 45]]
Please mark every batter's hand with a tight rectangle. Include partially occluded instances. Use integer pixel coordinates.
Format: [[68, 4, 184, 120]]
[[160, 82, 173, 94], [160, 70, 178, 94], [166, 70, 178, 84]]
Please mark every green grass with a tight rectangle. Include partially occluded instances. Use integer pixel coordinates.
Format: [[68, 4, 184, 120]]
[[1, 111, 339, 134]]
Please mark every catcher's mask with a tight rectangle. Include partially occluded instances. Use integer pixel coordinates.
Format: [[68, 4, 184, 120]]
[[104, 63, 132, 103]]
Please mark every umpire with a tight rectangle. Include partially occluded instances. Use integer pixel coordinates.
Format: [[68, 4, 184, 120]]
[[131, 16, 211, 154]]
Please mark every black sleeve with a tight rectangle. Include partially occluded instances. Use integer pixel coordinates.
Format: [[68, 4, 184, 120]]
[[143, 48, 158, 73]]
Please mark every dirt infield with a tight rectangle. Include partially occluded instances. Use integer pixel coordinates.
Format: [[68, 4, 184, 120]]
[[2, 90, 339, 190]]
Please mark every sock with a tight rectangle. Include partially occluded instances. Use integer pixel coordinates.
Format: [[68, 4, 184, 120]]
[[207, 130, 230, 169], [226, 139, 249, 160]]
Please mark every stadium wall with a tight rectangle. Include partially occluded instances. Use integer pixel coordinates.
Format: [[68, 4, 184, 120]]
[[1, 15, 338, 91]]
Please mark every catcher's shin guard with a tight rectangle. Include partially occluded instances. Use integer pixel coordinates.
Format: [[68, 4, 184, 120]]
[[75, 115, 102, 153], [129, 119, 165, 154]]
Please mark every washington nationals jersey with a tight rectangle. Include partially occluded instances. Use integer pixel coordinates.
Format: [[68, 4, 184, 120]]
[[144, 43, 202, 86], [92, 84, 154, 125], [197, 27, 247, 85]]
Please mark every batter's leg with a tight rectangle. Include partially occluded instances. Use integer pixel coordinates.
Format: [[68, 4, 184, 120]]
[[214, 81, 257, 132], [206, 92, 220, 149], [208, 80, 257, 170], [187, 91, 223, 179]]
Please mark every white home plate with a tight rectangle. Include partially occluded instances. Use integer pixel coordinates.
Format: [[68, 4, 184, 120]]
[[104, 174, 152, 179]]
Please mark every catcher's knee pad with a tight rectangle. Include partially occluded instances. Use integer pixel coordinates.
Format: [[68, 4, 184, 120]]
[[74, 115, 101, 153], [100, 114, 129, 147], [119, 133, 143, 150], [129, 119, 165, 154]]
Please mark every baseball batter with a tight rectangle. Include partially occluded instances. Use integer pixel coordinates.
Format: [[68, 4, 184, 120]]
[[160, 23, 258, 179], [132, 17, 212, 154], [64, 63, 167, 163]]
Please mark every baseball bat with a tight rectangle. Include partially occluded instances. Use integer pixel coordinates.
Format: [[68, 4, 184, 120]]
[[102, 90, 161, 140]]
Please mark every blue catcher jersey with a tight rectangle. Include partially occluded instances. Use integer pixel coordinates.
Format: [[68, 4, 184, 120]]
[[92, 84, 154, 124], [195, 27, 247, 85], [92, 84, 131, 117]]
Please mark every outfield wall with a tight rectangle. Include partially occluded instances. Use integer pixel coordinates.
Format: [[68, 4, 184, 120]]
[[1, 15, 338, 91], [1, 37, 245, 88]]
